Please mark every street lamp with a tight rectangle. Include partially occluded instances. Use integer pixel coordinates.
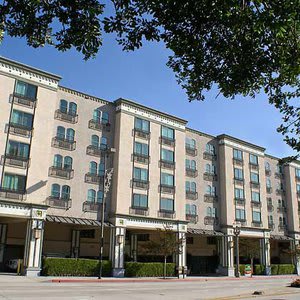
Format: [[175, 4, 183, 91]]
[[98, 147, 115, 279], [233, 222, 241, 278]]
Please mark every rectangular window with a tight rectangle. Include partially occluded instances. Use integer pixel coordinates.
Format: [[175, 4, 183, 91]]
[[234, 168, 243, 180], [161, 126, 174, 140], [236, 209, 245, 220], [233, 149, 243, 161], [249, 154, 258, 165], [2, 173, 26, 192], [133, 167, 148, 181], [252, 211, 261, 223], [161, 173, 174, 186], [132, 194, 148, 208], [161, 149, 174, 162], [135, 118, 150, 133], [10, 110, 33, 128], [250, 172, 259, 183], [251, 191, 260, 203], [6, 141, 30, 158], [297, 184, 300, 192], [15, 80, 37, 100], [296, 168, 300, 178], [134, 142, 149, 156], [160, 198, 174, 212], [234, 188, 244, 199]]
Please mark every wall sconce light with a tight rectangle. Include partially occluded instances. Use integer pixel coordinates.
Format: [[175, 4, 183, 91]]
[[117, 234, 124, 245], [229, 241, 234, 249], [33, 228, 42, 239]]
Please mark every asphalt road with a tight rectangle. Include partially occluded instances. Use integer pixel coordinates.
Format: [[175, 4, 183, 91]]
[[0, 275, 300, 300]]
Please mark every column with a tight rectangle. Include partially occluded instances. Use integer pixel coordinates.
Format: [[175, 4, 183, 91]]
[[71, 230, 80, 258], [23, 219, 44, 276], [0, 224, 7, 264], [112, 226, 126, 277], [176, 232, 187, 278], [260, 238, 271, 275], [217, 235, 234, 276], [130, 233, 138, 262], [291, 239, 300, 275]]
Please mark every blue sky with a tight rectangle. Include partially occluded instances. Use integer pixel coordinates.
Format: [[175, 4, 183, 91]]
[[0, 32, 294, 158]]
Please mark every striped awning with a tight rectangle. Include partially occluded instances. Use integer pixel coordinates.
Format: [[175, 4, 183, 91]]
[[270, 235, 293, 241], [187, 228, 224, 236], [46, 215, 113, 227]]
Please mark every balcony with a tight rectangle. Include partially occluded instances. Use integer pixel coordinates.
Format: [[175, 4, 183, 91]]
[[235, 219, 246, 226], [276, 189, 285, 196], [275, 172, 284, 179], [186, 168, 198, 178], [0, 188, 26, 201], [267, 204, 274, 212], [250, 181, 260, 189], [235, 198, 245, 206], [131, 179, 149, 190], [277, 206, 287, 213], [54, 109, 78, 124], [83, 201, 103, 212], [129, 207, 149, 216], [203, 152, 217, 161], [46, 197, 72, 209], [233, 158, 243, 166], [268, 223, 275, 230], [204, 195, 218, 203], [86, 144, 107, 157], [1, 155, 29, 169], [251, 201, 261, 208], [49, 166, 74, 180], [203, 172, 217, 181], [11, 93, 37, 108], [132, 153, 150, 165], [249, 163, 259, 171], [8, 122, 32, 137], [88, 119, 111, 132], [265, 169, 271, 176], [85, 173, 104, 185], [252, 221, 262, 228], [234, 178, 244, 186], [160, 136, 175, 147], [158, 210, 176, 219], [278, 224, 287, 232], [186, 191, 198, 200], [133, 128, 150, 140], [185, 145, 197, 157], [266, 187, 272, 194], [160, 160, 175, 170], [160, 184, 175, 194], [186, 214, 198, 223], [52, 137, 76, 151], [204, 216, 218, 225]]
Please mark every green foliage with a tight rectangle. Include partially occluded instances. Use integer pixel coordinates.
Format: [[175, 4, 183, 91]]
[[272, 264, 295, 275], [42, 258, 111, 277], [239, 264, 245, 275], [253, 265, 265, 275], [125, 262, 176, 277]]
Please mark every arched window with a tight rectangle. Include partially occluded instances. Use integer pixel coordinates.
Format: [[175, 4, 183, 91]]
[[191, 205, 197, 215], [61, 185, 70, 200], [97, 190, 104, 203], [185, 204, 190, 214], [69, 102, 77, 116], [60, 99, 68, 113], [57, 126, 65, 139], [206, 185, 212, 195], [190, 139, 196, 149], [185, 181, 190, 191], [185, 159, 190, 169], [205, 164, 211, 173], [100, 137, 107, 150], [265, 162, 270, 171], [91, 135, 99, 148], [93, 108, 102, 123], [279, 216, 283, 225], [64, 156, 73, 169], [90, 161, 97, 174], [51, 184, 60, 198], [102, 112, 109, 124], [278, 199, 282, 207], [66, 128, 75, 142], [206, 143, 215, 155], [53, 154, 63, 168], [87, 189, 96, 202], [98, 162, 105, 176], [266, 179, 271, 188], [207, 207, 212, 217], [191, 160, 196, 170], [191, 182, 196, 192]]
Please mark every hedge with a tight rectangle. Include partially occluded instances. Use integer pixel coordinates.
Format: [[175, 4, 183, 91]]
[[125, 262, 176, 277], [42, 258, 111, 276], [238, 264, 295, 275]]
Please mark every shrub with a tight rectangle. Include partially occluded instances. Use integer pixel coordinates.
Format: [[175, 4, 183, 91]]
[[270, 264, 295, 275], [253, 265, 265, 275], [125, 262, 176, 277], [42, 258, 111, 277], [239, 264, 245, 275]]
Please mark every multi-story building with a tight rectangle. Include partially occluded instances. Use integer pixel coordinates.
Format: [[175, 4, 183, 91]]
[[0, 56, 299, 277]]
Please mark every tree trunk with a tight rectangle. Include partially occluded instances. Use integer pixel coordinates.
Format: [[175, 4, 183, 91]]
[[164, 256, 167, 279], [251, 257, 253, 277]]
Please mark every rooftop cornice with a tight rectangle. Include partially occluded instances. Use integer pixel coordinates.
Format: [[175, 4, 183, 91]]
[[186, 127, 216, 140]]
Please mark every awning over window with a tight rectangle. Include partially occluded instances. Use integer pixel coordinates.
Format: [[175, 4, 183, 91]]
[[46, 215, 113, 227], [187, 228, 224, 236], [270, 235, 293, 241]]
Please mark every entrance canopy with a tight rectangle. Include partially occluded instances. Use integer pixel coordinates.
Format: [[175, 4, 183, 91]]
[[46, 215, 113, 227], [270, 235, 293, 241], [188, 228, 223, 236]]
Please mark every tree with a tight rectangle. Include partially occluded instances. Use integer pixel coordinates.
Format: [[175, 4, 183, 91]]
[[239, 239, 260, 276], [1, 1, 300, 155]]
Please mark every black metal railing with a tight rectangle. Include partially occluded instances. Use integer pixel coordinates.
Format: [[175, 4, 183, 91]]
[[0, 187, 26, 201], [250, 181, 260, 189], [204, 216, 219, 225], [185, 168, 198, 177], [251, 201, 261, 208], [55, 109, 78, 124], [204, 195, 218, 203], [185, 146, 197, 156], [49, 166, 74, 179], [158, 210, 176, 219], [52, 137, 76, 151], [85, 173, 104, 185], [8, 122, 32, 137], [234, 178, 244, 186], [203, 152, 217, 160], [1, 155, 29, 169], [249, 163, 259, 171], [130, 207, 149, 216], [88, 119, 111, 132], [11, 93, 37, 108], [186, 191, 198, 200], [235, 198, 245, 205], [131, 179, 149, 190], [132, 153, 150, 164], [159, 160, 175, 170], [133, 128, 150, 140], [203, 173, 217, 181], [233, 158, 243, 166], [83, 201, 103, 212], [186, 214, 198, 223], [46, 197, 72, 209], [160, 184, 175, 194], [160, 136, 175, 147], [265, 169, 271, 176]]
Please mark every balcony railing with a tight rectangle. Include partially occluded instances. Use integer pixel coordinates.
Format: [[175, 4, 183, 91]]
[[130, 207, 149, 216], [8, 122, 32, 137], [203, 173, 217, 181], [233, 158, 243, 166], [275, 172, 284, 179], [88, 119, 111, 132], [266, 187, 272, 194], [0, 188, 26, 201], [204, 195, 218, 203], [186, 168, 198, 178], [160, 136, 175, 147], [1, 155, 29, 169], [278, 224, 287, 231], [83, 201, 103, 212], [235, 218, 246, 226], [203, 152, 217, 161], [85, 173, 104, 185], [55, 109, 78, 124], [131, 179, 149, 190], [160, 184, 175, 194], [251, 201, 261, 208], [234, 178, 244, 186], [49, 166, 74, 179], [249, 163, 259, 171], [235, 198, 245, 205], [250, 181, 260, 189], [185, 146, 197, 156], [158, 210, 176, 219], [267, 204, 274, 212], [265, 169, 271, 176], [252, 221, 262, 228], [46, 197, 72, 209], [160, 160, 175, 170], [132, 153, 150, 164], [86, 145, 107, 157], [133, 129, 150, 140], [186, 214, 198, 223], [52, 137, 76, 151], [186, 191, 198, 200], [268, 223, 275, 230], [204, 216, 219, 225], [277, 206, 287, 213], [11, 93, 37, 108], [276, 189, 285, 196]]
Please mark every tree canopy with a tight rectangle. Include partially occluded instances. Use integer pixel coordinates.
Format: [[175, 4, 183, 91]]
[[1, 1, 299, 155]]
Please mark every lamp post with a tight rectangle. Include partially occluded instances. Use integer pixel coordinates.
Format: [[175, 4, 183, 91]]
[[98, 147, 115, 279], [233, 222, 241, 278]]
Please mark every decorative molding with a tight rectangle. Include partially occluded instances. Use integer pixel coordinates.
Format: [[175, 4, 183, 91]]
[[219, 138, 265, 156]]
